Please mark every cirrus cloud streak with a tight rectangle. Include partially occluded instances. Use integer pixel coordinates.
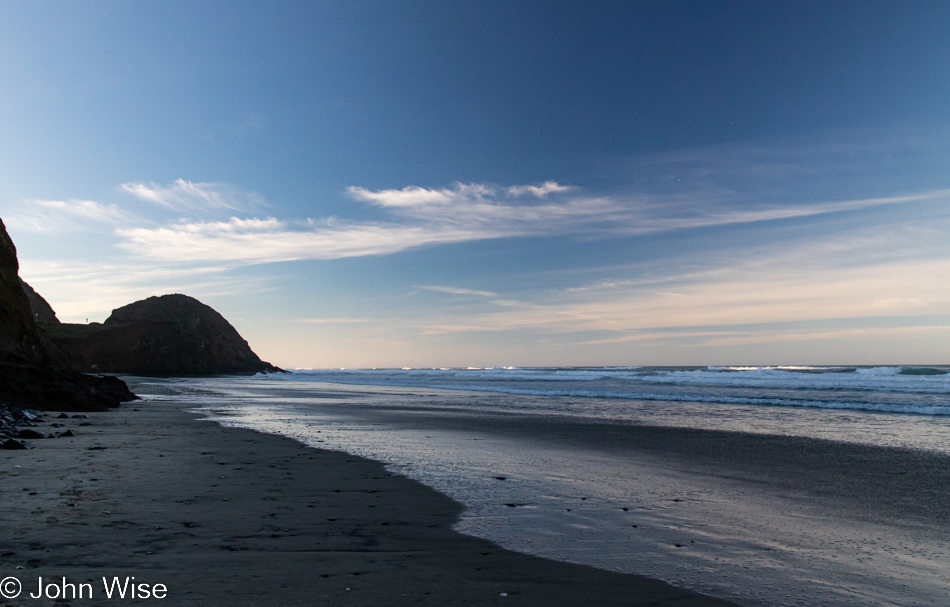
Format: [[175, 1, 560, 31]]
[[115, 181, 943, 265]]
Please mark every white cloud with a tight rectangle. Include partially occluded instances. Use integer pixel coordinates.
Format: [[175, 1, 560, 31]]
[[347, 185, 455, 207], [114, 181, 609, 263], [347, 181, 571, 208], [110, 180, 945, 266], [5, 199, 137, 233], [117, 217, 501, 263], [418, 285, 498, 297], [120, 179, 265, 213], [346, 181, 574, 211], [507, 181, 574, 197]]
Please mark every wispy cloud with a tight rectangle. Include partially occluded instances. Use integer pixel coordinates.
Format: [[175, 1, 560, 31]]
[[696, 325, 950, 347], [232, 111, 266, 135], [409, 255, 950, 337], [120, 178, 265, 214], [113, 180, 940, 266], [347, 185, 457, 208], [346, 181, 573, 208], [117, 217, 501, 263], [5, 199, 138, 233], [579, 330, 741, 346], [296, 317, 370, 324], [115, 180, 613, 263], [418, 285, 498, 297], [507, 181, 574, 197]]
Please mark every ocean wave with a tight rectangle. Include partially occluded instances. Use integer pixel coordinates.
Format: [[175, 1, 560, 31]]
[[899, 367, 949, 376], [287, 365, 950, 392], [410, 385, 950, 415], [272, 376, 950, 416], [276, 366, 950, 415], [641, 366, 950, 393]]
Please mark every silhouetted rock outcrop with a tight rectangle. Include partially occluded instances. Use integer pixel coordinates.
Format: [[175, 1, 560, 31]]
[[0, 223, 48, 366], [51, 294, 281, 376], [0, 219, 137, 411]]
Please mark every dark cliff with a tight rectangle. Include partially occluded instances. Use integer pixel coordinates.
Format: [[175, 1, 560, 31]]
[[0, 219, 137, 411], [0, 221, 48, 366], [21, 278, 59, 324], [50, 294, 280, 376]]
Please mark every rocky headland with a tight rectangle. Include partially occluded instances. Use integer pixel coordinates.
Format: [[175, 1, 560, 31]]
[[0, 219, 137, 412], [2, 215, 279, 414], [43, 293, 282, 376]]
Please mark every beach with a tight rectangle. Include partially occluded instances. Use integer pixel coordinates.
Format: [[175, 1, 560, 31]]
[[140, 371, 950, 607], [4, 368, 950, 607], [0, 395, 735, 606]]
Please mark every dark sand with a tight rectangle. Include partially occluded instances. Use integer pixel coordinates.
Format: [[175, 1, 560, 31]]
[[0, 399, 737, 606]]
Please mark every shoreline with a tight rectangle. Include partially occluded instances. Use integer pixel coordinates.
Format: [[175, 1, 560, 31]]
[[155, 376, 950, 607], [0, 398, 736, 606]]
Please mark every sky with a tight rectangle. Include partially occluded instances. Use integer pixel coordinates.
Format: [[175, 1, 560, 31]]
[[1, 0, 949, 368]]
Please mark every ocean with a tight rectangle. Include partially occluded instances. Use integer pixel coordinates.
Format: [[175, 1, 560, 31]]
[[135, 365, 950, 607]]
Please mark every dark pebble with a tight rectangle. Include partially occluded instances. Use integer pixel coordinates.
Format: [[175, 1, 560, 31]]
[[2, 439, 27, 450], [18, 429, 45, 439]]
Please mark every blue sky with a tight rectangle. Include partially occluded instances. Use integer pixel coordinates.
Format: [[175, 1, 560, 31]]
[[2, 0, 949, 368]]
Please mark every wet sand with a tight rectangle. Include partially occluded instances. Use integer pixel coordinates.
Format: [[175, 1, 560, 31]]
[[0, 399, 736, 606], [131, 378, 950, 607]]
